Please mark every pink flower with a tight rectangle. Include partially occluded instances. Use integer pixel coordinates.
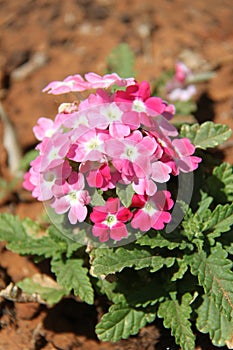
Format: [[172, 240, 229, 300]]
[[115, 81, 170, 117], [23, 171, 36, 192], [84, 72, 135, 89], [51, 172, 90, 224], [42, 74, 88, 95], [80, 162, 120, 190], [79, 89, 111, 111], [168, 85, 196, 101], [67, 128, 110, 163], [33, 132, 70, 172], [43, 72, 135, 95], [165, 62, 196, 101], [131, 191, 173, 231], [132, 161, 172, 196], [105, 131, 157, 179], [33, 112, 68, 141], [33, 117, 56, 141], [175, 62, 192, 83], [170, 138, 202, 174], [87, 102, 131, 138], [25, 161, 72, 201], [90, 198, 133, 242]]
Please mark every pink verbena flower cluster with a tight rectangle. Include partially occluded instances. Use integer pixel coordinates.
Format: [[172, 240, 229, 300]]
[[23, 72, 201, 243]]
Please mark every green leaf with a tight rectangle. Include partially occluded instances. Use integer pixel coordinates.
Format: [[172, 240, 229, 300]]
[[194, 191, 213, 218], [0, 213, 27, 241], [207, 163, 233, 202], [51, 258, 94, 305], [0, 214, 67, 258], [97, 278, 127, 305], [190, 245, 233, 320], [106, 43, 135, 78], [116, 183, 134, 207], [90, 189, 105, 206], [181, 210, 203, 241], [10, 235, 65, 258], [171, 258, 189, 281], [17, 275, 68, 306], [180, 121, 232, 149], [136, 230, 191, 250], [203, 203, 233, 240], [92, 246, 175, 275], [197, 294, 233, 347], [96, 304, 155, 342], [158, 293, 195, 350], [48, 224, 83, 258]]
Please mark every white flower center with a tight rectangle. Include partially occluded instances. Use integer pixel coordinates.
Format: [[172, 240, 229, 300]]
[[124, 145, 138, 161], [86, 136, 102, 151], [143, 202, 157, 216], [132, 99, 146, 112], [69, 191, 81, 205], [101, 104, 123, 122], [45, 129, 55, 138], [104, 214, 117, 228]]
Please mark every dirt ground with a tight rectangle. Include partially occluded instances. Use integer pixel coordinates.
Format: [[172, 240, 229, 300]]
[[0, 0, 233, 349]]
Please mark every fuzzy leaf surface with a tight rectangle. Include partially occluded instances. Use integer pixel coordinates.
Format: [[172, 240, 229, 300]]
[[180, 121, 232, 149], [190, 245, 233, 319], [207, 163, 233, 202], [47, 224, 83, 258], [197, 294, 233, 347], [96, 304, 155, 342], [136, 231, 191, 250], [0, 214, 64, 258], [92, 247, 175, 275], [203, 203, 233, 239], [51, 258, 94, 305], [158, 293, 195, 350], [17, 276, 68, 306]]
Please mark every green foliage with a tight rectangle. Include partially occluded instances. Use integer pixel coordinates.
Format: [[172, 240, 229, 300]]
[[92, 246, 175, 275], [206, 162, 233, 202], [51, 258, 94, 304], [0, 214, 94, 304], [180, 121, 232, 149], [158, 293, 195, 350], [106, 43, 135, 78], [190, 245, 233, 320], [203, 203, 233, 240], [0, 214, 81, 259], [196, 294, 233, 347], [17, 276, 68, 306], [136, 229, 192, 250], [116, 183, 134, 207], [90, 189, 105, 206], [96, 304, 155, 342]]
